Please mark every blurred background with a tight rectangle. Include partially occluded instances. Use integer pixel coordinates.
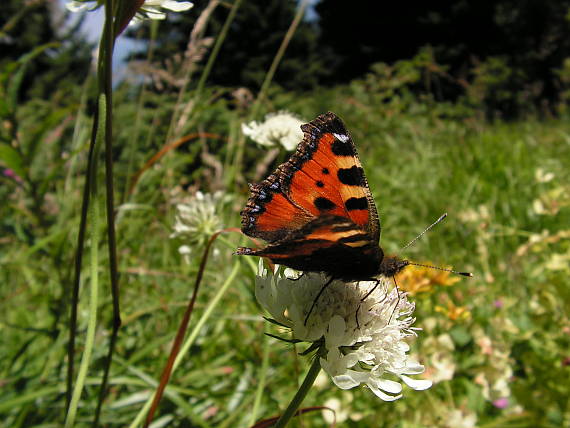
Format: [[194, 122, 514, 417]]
[[1, 0, 569, 426]]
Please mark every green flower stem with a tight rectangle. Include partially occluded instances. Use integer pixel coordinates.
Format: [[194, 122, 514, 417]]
[[64, 94, 105, 428], [274, 348, 323, 428], [95, 0, 121, 423]]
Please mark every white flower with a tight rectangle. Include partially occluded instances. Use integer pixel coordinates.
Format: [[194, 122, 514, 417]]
[[255, 262, 432, 401], [445, 408, 477, 428], [65, 0, 97, 12], [242, 111, 304, 151], [171, 191, 225, 247], [132, 0, 193, 23], [66, 0, 193, 24], [422, 334, 456, 383], [535, 168, 555, 183]]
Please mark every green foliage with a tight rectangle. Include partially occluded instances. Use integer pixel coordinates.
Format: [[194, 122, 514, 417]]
[[1, 0, 93, 101], [1, 2, 570, 426], [315, 0, 570, 117], [2, 66, 570, 424]]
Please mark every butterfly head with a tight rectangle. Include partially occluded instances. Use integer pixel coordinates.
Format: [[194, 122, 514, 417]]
[[378, 256, 409, 278]]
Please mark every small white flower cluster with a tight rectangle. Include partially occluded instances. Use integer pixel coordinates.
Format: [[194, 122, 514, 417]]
[[242, 111, 304, 151], [171, 191, 225, 249], [256, 262, 432, 401], [66, 0, 193, 24]]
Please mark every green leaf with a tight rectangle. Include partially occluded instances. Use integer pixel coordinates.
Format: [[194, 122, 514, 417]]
[[0, 143, 26, 178], [449, 325, 472, 347], [6, 42, 59, 112]]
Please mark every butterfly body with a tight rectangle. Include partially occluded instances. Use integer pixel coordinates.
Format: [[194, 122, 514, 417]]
[[237, 112, 409, 282]]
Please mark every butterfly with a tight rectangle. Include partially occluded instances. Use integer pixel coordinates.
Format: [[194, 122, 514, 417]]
[[235, 112, 410, 282]]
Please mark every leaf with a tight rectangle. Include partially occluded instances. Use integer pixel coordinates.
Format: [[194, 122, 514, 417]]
[[449, 325, 472, 347], [0, 143, 26, 178], [6, 42, 59, 112]]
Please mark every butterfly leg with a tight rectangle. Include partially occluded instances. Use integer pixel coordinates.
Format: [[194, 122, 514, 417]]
[[360, 279, 381, 302], [304, 277, 335, 326], [234, 247, 256, 256], [355, 279, 381, 329], [388, 275, 402, 324]]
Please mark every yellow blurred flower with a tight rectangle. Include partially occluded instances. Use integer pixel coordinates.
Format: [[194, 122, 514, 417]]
[[397, 262, 460, 296], [435, 300, 471, 322]]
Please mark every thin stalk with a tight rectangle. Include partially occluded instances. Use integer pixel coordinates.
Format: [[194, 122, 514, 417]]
[[249, 0, 309, 119], [122, 21, 157, 203], [66, 87, 96, 412], [274, 349, 323, 428], [93, 0, 121, 424], [232, 0, 308, 194], [66, 16, 108, 413], [194, 0, 242, 104], [143, 229, 225, 427], [64, 94, 105, 428]]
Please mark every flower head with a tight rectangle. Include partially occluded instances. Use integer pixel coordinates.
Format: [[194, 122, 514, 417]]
[[397, 262, 460, 296], [66, 0, 193, 25], [422, 334, 456, 383], [256, 263, 432, 401], [435, 299, 471, 322], [242, 111, 304, 151], [131, 0, 193, 23], [171, 191, 225, 248]]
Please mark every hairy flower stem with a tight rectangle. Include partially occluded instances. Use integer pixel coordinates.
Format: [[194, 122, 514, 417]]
[[274, 348, 324, 428]]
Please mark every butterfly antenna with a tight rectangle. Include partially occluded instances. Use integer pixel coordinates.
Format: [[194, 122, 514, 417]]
[[400, 213, 448, 252], [408, 262, 473, 277]]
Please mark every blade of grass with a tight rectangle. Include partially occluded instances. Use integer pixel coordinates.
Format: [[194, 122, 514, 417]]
[[249, 324, 271, 426], [249, 0, 309, 119]]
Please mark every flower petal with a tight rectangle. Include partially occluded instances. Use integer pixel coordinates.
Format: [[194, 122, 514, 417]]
[[375, 379, 403, 394], [368, 384, 402, 401], [400, 375, 432, 390], [161, 0, 193, 11], [331, 374, 360, 389]]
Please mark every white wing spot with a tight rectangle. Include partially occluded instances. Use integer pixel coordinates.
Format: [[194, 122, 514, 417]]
[[333, 133, 349, 143]]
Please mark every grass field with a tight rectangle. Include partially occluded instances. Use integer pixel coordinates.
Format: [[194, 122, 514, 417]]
[[2, 93, 569, 426]]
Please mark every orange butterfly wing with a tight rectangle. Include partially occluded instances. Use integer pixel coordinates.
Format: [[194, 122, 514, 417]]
[[236, 215, 383, 281], [241, 112, 380, 244]]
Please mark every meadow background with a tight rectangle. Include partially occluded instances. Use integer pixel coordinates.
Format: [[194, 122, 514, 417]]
[[1, 0, 570, 426]]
